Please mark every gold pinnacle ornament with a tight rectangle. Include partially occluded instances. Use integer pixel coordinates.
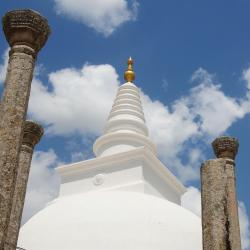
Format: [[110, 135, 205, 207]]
[[124, 57, 135, 82]]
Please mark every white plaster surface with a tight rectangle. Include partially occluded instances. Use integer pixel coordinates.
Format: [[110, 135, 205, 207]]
[[18, 191, 202, 250], [56, 147, 185, 204], [94, 82, 156, 157]]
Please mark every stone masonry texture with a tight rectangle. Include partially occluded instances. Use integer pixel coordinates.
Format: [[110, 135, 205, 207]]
[[4, 121, 44, 250], [0, 9, 50, 249], [201, 136, 241, 250]]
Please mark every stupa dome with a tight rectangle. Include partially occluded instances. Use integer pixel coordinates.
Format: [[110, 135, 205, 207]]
[[18, 191, 201, 250]]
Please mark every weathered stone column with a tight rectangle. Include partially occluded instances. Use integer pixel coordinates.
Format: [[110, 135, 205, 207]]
[[4, 121, 44, 250], [0, 9, 50, 248], [201, 136, 242, 250]]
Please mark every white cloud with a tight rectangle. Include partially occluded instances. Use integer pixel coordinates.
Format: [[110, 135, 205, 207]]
[[141, 93, 198, 158], [186, 82, 246, 137], [29, 64, 119, 136], [181, 186, 201, 217], [22, 150, 60, 224], [70, 151, 86, 162], [0, 47, 247, 183], [28, 64, 250, 183], [141, 67, 250, 181], [141, 93, 201, 181], [186, 68, 248, 138], [0, 48, 9, 84], [54, 0, 138, 36], [239, 201, 250, 250], [242, 68, 250, 108], [161, 78, 169, 92], [191, 67, 214, 85], [243, 68, 250, 90], [181, 187, 250, 250]]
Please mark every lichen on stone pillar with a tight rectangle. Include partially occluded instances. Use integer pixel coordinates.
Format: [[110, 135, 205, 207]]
[[201, 136, 242, 250], [0, 9, 50, 249], [4, 121, 43, 250]]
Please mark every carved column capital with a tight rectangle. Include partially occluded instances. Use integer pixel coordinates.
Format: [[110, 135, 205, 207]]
[[212, 136, 239, 160], [22, 120, 44, 149], [2, 9, 51, 53]]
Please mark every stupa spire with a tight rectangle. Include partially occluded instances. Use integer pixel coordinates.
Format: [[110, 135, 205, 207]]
[[93, 58, 156, 157], [124, 57, 135, 82]]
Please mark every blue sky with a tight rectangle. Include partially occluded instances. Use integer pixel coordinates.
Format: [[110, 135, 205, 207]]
[[1, 0, 250, 248]]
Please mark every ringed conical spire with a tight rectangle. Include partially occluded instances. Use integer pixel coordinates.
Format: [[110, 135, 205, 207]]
[[124, 57, 135, 82], [93, 58, 156, 157]]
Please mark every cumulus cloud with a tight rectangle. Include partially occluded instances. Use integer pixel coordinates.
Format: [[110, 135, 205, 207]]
[[0, 48, 9, 84], [243, 68, 250, 90], [54, 0, 139, 36], [186, 82, 246, 137], [243, 68, 250, 105], [141, 68, 250, 181], [181, 187, 250, 250], [22, 150, 60, 224], [181, 68, 248, 138], [0, 47, 248, 183], [191, 67, 214, 85], [181, 186, 201, 217], [27, 64, 250, 182], [239, 201, 250, 250], [29, 64, 119, 136], [141, 93, 200, 181]]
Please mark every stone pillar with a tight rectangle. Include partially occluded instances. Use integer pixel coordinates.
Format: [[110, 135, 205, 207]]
[[4, 121, 44, 250], [201, 136, 242, 250], [0, 9, 50, 248]]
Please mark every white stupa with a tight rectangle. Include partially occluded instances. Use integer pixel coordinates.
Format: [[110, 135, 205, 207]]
[[18, 58, 202, 250]]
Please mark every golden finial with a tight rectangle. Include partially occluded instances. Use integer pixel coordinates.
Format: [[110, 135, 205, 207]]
[[124, 57, 135, 82]]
